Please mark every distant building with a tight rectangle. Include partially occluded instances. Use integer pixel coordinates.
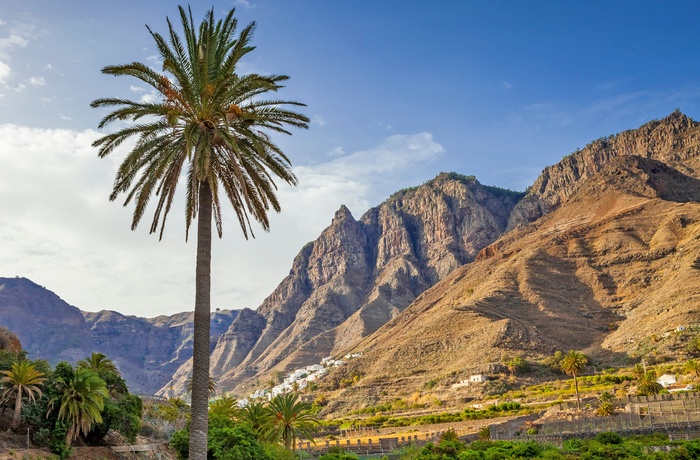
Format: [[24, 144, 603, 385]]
[[657, 374, 677, 388], [470, 374, 488, 383]]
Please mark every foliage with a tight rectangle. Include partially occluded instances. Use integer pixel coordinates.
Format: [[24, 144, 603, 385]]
[[53, 367, 109, 447], [560, 350, 588, 410], [596, 401, 615, 417], [210, 395, 241, 419], [319, 446, 359, 460], [238, 399, 270, 436], [264, 393, 320, 451], [638, 371, 664, 396], [0, 360, 46, 430], [171, 415, 275, 460]]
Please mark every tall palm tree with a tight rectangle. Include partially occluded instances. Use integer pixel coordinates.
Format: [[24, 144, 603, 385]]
[[54, 368, 109, 447], [77, 352, 119, 376], [0, 361, 45, 430], [91, 7, 308, 459], [264, 393, 319, 452], [560, 350, 588, 410]]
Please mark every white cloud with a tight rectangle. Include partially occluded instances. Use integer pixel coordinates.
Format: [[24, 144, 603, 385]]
[[27, 76, 45, 87], [44, 63, 54, 70], [0, 125, 444, 317], [327, 146, 344, 157], [502, 81, 512, 90], [0, 34, 28, 51], [0, 61, 10, 84], [312, 115, 327, 126], [58, 113, 71, 120], [129, 85, 146, 93]]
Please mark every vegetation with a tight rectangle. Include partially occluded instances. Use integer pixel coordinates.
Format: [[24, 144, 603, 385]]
[[1, 360, 46, 430], [560, 350, 588, 410], [264, 393, 320, 452], [91, 6, 308, 460]]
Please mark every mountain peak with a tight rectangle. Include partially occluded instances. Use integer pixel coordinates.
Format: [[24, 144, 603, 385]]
[[333, 204, 354, 221]]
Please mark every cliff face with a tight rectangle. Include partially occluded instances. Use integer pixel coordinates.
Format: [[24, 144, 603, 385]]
[[0, 277, 236, 395], [163, 174, 523, 395], [508, 111, 700, 229]]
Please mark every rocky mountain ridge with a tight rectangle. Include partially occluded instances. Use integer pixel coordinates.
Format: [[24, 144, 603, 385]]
[[0, 277, 236, 394], [163, 173, 524, 395]]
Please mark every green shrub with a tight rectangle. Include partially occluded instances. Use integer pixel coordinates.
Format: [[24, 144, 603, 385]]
[[595, 431, 623, 445]]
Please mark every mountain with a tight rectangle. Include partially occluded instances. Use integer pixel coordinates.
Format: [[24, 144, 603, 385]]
[[162, 174, 524, 395], [0, 277, 236, 394], [321, 112, 700, 410]]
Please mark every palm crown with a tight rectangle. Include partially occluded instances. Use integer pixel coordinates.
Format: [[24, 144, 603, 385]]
[[91, 5, 309, 240]]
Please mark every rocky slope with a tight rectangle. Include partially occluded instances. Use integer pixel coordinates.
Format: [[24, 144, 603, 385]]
[[0, 277, 236, 394], [323, 114, 700, 409], [162, 174, 524, 395]]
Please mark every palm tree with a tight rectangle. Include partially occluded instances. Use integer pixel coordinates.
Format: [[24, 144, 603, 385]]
[[560, 350, 588, 410], [239, 399, 270, 438], [0, 361, 45, 430], [91, 7, 308, 459], [54, 368, 109, 447], [186, 374, 217, 395], [209, 395, 240, 419], [264, 393, 319, 452], [77, 352, 119, 376], [637, 371, 663, 396]]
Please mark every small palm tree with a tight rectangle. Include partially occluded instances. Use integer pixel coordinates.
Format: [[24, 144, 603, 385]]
[[77, 352, 119, 376], [186, 375, 217, 395], [0, 361, 45, 430], [560, 350, 588, 410], [637, 371, 663, 396], [209, 395, 240, 419], [91, 7, 308, 459], [54, 368, 109, 447], [239, 399, 270, 437], [264, 393, 319, 452]]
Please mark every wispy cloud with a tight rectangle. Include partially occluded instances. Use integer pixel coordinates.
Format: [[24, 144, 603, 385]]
[[27, 76, 44, 87], [312, 115, 327, 126], [327, 146, 344, 157], [501, 81, 512, 90], [233, 0, 255, 9]]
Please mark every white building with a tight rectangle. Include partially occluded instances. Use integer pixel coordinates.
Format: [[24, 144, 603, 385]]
[[657, 374, 677, 388]]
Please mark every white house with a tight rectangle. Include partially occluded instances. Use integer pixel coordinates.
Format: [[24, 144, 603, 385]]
[[470, 374, 488, 383], [657, 374, 677, 388]]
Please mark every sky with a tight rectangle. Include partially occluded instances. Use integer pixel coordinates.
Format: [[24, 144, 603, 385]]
[[2, 0, 700, 317]]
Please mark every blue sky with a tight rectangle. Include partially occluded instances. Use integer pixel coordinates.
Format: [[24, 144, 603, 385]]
[[2, 1, 700, 316]]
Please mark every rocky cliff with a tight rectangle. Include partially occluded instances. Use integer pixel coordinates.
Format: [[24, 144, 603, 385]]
[[0, 277, 236, 394], [163, 174, 524, 395], [508, 110, 700, 229]]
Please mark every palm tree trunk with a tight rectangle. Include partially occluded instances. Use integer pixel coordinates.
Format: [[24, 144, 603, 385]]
[[10, 388, 21, 430], [574, 374, 581, 410], [189, 180, 213, 460]]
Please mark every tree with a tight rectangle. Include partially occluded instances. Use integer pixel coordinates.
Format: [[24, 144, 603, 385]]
[[264, 393, 319, 452], [238, 399, 270, 438], [560, 350, 588, 410], [77, 352, 119, 376], [209, 395, 240, 419], [54, 368, 109, 447], [637, 371, 663, 396], [0, 360, 46, 430], [91, 6, 308, 459]]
